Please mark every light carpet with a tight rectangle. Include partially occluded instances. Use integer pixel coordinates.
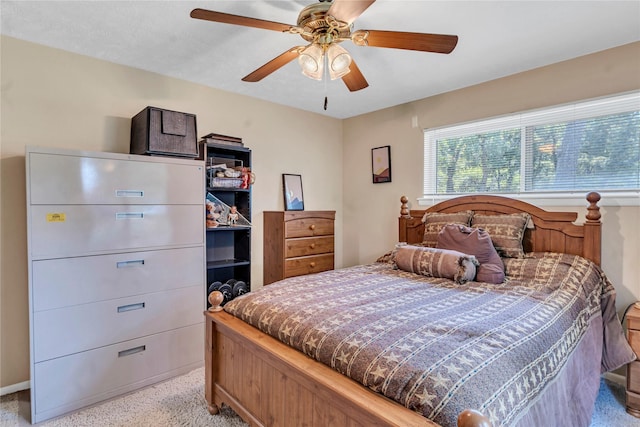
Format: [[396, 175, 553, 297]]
[[0, 367, 247, 427], [1, 367, 639, 426]]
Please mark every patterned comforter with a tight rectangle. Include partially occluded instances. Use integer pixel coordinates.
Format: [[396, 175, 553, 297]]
[[224, 252, 634, 427]]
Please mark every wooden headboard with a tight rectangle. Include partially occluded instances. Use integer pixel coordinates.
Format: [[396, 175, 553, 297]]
[[398, 192, 602, 266]]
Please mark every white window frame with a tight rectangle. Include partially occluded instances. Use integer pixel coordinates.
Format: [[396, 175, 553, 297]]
[[420, 92, 640, 207]]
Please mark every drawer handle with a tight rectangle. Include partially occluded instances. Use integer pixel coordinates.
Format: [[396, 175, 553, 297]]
[[116, 212, 144, 219], [309, 262, 316, 268], [309, 224, 316, 230], [116, 190, 144, 198], [118, 345, 146, 358], [117, 302, 145, 313], [116, 259, 145, 268], [309, 243, 316, 249]]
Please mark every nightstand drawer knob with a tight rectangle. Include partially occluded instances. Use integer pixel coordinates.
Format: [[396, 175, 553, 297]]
[[310, 243, 316, 249], [309, 224, 316, 231], [309, 262, 316, 268]]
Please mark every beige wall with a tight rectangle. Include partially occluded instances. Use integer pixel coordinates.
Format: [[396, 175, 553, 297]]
[[1, 36, 639, 390], [342, 41, 640, 312], [0, 36, 343, 388]]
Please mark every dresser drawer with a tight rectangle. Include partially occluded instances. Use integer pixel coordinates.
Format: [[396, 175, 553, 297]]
[[284, 254, 334, 278], [29, 204, 203, 259], [33, 285, 203, 362], [32, 247, 204, 312], [33, 323, 203, 420], [28, 151, 204, 205], [285, 217, 334, 238], [286, 236, 334, 258]]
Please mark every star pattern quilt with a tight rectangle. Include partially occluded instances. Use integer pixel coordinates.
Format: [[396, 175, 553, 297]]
[[224, 252, 634, 427]]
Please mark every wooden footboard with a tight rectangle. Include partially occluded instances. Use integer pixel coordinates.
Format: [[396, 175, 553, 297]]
[[205, 311, 490, 427]]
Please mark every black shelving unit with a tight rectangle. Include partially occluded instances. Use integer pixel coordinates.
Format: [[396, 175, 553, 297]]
[[203, 142, 251, 306]]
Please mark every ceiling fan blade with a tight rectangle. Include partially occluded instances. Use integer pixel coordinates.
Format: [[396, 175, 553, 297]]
[[342, 60, 369, 92], [355, 30, 458, 54], [327, 0, 375, 25], [242, 48, 301, 82], [190, 8, 293, 32]]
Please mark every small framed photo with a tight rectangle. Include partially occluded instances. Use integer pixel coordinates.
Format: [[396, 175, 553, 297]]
[[372, 145, 391, 183], [283, 174, 304, 211]]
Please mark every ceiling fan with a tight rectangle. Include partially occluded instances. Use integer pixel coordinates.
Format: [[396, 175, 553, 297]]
[[190, 0, 458, 93]]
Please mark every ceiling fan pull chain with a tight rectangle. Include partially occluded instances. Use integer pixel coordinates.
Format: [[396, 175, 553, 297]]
[[323, 54, 329, 110]]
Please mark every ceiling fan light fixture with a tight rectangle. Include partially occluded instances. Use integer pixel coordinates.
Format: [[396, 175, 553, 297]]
[[298, 44, 324, 80], [327, 44, 352, 80], [192, 3, 458, 92]]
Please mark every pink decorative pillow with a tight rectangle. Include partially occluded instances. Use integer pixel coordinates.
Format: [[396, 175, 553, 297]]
[[421, 211, 473, 247], [437, 224, 505, 284], [394, 245, 478, 284]]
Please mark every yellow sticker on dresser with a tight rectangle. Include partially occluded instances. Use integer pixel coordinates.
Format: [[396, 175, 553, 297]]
[[46, 213, 66, 222]]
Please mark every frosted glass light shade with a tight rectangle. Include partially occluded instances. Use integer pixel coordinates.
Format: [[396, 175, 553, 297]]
[[327, 44, 352, 80], [298, 44, 324, 80]]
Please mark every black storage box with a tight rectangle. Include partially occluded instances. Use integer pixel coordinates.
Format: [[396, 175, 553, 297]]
[[130, 106, 198, 158]]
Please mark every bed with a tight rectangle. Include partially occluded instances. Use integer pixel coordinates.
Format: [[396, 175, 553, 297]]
[[204, 192, 635, 427]]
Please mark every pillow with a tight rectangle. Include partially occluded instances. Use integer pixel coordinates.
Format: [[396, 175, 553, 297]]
[[436, 224, 505, 284], [471, 213, 530, 258], [394, 245, 478, 284], [376, 242, 432, 265], [421, 211, 473, 247], [376, 249, 396, 264]]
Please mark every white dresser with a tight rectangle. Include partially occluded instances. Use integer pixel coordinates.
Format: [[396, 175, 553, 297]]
[[25, 146, 206, 423]]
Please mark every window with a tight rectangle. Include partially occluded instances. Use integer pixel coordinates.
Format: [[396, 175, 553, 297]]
[[422, 92, 640, 205]]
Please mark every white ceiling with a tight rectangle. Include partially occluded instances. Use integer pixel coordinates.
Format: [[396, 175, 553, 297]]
[[2, 1, 639, 119]]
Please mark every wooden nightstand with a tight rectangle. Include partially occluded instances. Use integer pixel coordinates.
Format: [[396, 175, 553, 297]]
[[626, 304, 640, 417]]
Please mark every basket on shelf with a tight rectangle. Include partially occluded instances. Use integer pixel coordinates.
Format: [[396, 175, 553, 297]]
[[210, 177, 243, 188], [207, 156, 245, 188]]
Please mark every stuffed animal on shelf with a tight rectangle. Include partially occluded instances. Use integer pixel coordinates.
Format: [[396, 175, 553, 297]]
[[205, 200, 221, 228], [240, 167, 255, 189]]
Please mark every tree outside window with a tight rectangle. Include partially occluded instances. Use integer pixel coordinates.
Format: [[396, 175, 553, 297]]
[[425, 93, 640, 197]]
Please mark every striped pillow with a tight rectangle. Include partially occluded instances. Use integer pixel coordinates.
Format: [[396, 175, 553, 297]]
[[394, 245, 479, 284]]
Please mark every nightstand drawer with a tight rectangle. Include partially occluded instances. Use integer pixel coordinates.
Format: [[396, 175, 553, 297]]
[[285, 254, 334, 278], [285, 218, 334, 238], [629, 330, 640, 355], [629, 314, 640, 332], [629, 361, 640, 393], [286, 236, 334, 258], [626, 305, 640, 417]]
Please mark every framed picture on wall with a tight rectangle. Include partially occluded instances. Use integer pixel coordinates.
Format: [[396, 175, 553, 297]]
[[372, 145, 391, 183], [283, 174, 304, 211]]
